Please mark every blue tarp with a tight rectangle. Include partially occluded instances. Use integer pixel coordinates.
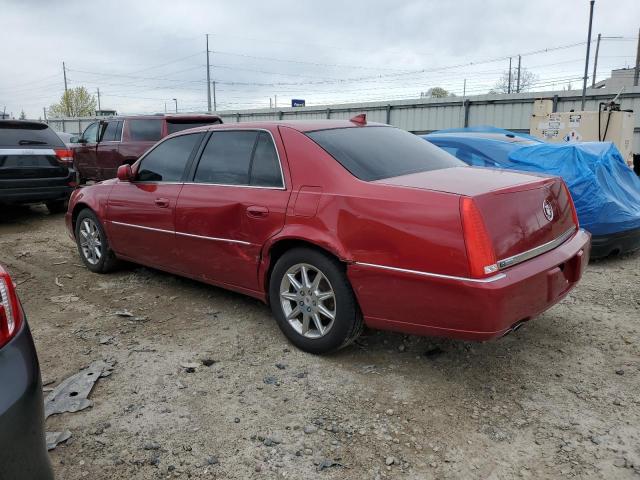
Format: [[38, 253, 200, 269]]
[[424, 131, 640, 236]]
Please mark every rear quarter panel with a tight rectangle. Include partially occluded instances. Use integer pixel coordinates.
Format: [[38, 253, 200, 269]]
[[266, 127, 470, 277]]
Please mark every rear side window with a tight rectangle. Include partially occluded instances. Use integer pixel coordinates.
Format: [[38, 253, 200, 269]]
[[306, 126, 464, 181], [194, 131, 258, 185], [138, 133, 201, 182], [250, 132, 283, 187], [129, 119, 162, 141], [100, 121, 119, 142], [0, 122, 64, 147]]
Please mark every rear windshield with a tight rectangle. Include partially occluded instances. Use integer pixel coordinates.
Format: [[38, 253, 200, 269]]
[[306, 126, 464, 181], [0, 121, 64, 148], [128, 119, 163, 141], [167, 121, 220, 134]]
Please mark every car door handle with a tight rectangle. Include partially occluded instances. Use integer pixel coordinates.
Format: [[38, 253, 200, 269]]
[[246, 205, 269, 218], [154, 198, 170, 208]]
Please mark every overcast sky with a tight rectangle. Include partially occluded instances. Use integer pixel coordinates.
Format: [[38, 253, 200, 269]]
[[1, 0, 638, 118]]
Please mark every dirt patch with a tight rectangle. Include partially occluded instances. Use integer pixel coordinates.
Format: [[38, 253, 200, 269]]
[[1, 205, 639, 479]]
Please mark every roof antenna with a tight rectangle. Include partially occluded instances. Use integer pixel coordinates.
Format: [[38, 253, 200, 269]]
[[350, 113, 367, 125]]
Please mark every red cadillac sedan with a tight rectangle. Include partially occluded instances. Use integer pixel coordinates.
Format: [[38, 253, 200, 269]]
[[65, 117, 590, 353]]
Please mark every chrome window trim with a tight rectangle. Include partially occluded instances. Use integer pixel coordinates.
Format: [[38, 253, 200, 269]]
[[109, 221, 252, 246], [354, 262, 507, 283], [0, 148, 56, 155], [191, 128, 286, 190], [497, 226, 576, 270]]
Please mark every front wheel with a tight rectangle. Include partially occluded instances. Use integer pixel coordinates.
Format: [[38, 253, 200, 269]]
[[269, 248, 363, 354], [75, 209, 118, 273]]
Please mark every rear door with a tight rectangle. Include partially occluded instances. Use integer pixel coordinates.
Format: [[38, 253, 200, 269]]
[[96, 120, 123, 180], [106, 132, 203, 269], [74, 122, 100, 180], [175, 129, 290, 293]]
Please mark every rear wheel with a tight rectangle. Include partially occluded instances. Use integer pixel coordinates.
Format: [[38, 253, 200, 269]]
[[46, 200, 67, 214], [269, 248, 363, 354], [75, 209, 118, 273]]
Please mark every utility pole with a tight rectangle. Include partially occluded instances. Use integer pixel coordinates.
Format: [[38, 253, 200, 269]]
[[460, 79, 467, 127], [516, 55, 521, 93], [43, 107, 47, 121], [270, 98, 272, 109], [634, 27, 640, 87], [63, 61, 69, 116], [206, 34, 212, 112], [592, 33, 601, 87], [164, 102, 167, 113], [172, 98, 178, 113], [96, 88, 101, 111], [212, 81, 217, 112], [581, 0, 595, 110], [274, 95, 277, 108], [507, 57, 512, 94]]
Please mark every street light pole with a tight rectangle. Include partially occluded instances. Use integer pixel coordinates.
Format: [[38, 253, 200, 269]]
[[172, 98, 178, 113], [206, 34, 212, 112], [581, 0, 595, 110]]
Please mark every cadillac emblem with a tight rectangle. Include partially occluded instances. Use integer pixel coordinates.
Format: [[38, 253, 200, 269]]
[[543, 199, 554, 222]]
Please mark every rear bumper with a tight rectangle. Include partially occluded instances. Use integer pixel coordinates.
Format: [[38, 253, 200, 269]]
[[348, 228, 591, 341], [0, 183, 74, 204], [590, 227, 640, 259], [0, 320, 53, 480]]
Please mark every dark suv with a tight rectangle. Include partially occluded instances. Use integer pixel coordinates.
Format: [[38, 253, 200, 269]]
[[72, 114, 222, 182], [0, 120, 76, 213]]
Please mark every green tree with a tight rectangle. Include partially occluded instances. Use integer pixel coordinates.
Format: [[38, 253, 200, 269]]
[[421, 87, 454, 98], [48, 87, 97, 118]]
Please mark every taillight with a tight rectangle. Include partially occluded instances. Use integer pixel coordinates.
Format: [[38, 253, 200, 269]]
[[561, 181, 579, 228], [460, 197, 498, 278], [0, 268, 23, 348], [54, 148, 74, 165]]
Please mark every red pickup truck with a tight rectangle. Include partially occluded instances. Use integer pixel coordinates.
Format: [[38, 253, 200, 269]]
[[72, 114, 222, 182]]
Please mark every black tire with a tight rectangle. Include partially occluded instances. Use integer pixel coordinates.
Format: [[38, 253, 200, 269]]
[[46, 200, 67, 214], [74, 209, 118, 273], [269, 247, 363, 354]]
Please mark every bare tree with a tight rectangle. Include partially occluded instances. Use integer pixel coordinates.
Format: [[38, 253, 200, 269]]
[[19, 110, 26, 120], [48, 87, 97, 118], [494, 68, 538, 94]]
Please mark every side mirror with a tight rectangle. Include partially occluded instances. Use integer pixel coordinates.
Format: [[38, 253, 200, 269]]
[[69, 135, 79, 143], [117, 164, 133, 182], [77, 137, 88, 144]]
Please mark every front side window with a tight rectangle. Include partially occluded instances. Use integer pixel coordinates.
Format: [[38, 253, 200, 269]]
[[129, 119, 163, 141], [82, 122, 99, 143], [306, 126, 464, 181], [194, 131, 257, 185], [137, 133, 201, 182]]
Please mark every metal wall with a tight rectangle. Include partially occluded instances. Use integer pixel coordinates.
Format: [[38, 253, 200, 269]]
[[45, 87, 640, 151], [216, 87, 640, 152]]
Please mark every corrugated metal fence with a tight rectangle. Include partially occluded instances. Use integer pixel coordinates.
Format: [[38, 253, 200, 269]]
[[46, 87, 640, 151]]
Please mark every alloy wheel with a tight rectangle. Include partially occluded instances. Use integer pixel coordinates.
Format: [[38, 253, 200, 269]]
[[279, 263, 336, 339], [78, 218, 103, 265]]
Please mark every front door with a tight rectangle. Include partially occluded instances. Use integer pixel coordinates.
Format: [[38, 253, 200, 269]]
[[175, 129, 290, 293], [74, 122, 100, 180], [106, 132, 204, 269], [96, 120, 123, 180]]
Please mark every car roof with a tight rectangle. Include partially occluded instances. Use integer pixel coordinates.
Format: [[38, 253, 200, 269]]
[[94, 114, 223, 122], [180, 119, 388, 134], [426, 131, 539, 145], [0, 119, 51, 129]]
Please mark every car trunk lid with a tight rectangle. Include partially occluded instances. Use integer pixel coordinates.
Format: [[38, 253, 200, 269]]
[[0, 148, 69, 180], [376, 166, 577, 270]]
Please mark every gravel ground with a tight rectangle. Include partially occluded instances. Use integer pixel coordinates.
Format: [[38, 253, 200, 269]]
[[1, 205, 639, 480]]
